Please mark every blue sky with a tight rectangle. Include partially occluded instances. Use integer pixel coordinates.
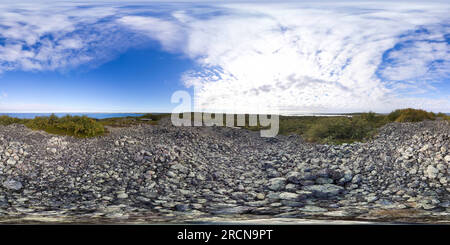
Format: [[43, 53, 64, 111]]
[[0, 44, 195, 112], [0, 1, 448, 113]]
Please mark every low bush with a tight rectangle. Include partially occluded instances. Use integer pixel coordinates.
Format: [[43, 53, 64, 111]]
[[388, 108, 435, 122], [436, 112, 450, 121], [0, 115, 26, 125], [25, 114, 105, 137], [305, 117, 354, 143], [303, 112, 390, 144]]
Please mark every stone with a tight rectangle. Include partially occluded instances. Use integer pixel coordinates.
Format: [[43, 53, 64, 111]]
[[303, 184, 344, 198], [117, 193, 128, 199], [351, 174, 362, 184], [315, 177, 333, 184], [196, 175, 206, 181], [266, 192, 280, 201], [343, 170, 353, 182], [246, 200, 268, 207], [436, 164, 446, 172], [6, 158, 16, 165], [212, 206, 252, 215], [175, 204, 189, 212], [299, 205, 328, 213], [295, 190, 313, 200], [323, 210, 351, 217], [267, 177, 286, 191], [285, 183, 297, 192], [426, 165, 439, 179], [166, 171, 177, 178], [0, 199, 8, 208], [444, 155, 450, 163], [366, 195, 379, 203], [286, 171, 303, 184], [3, 180, 23, 191], [279, 192, 299, 201], [136, 196, 151, 203], [421, 203, 436, 210], [256, 193, 265, 200], [191, 203, 203, 209], [280, 200, 304, 207]]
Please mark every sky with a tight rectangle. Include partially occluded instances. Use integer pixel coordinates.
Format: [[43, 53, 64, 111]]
[[0, 1, 448, 113]]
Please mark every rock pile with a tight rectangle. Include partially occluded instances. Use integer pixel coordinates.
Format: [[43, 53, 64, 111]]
[[0, 118, 448, 223]]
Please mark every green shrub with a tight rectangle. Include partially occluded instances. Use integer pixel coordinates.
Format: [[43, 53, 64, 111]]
[[360, 111, 376, 123], [436, 112, 450, 121], [350, 116, 373, 139], [0, 115, 25, 125], [305, 117, 354, 143], [388, 108, 435, 122], [24, 114, 105, 137], [303, 114, 384, 144]]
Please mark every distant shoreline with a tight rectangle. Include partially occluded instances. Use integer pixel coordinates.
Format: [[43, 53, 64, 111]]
[[0, 113, 146, 119], [1, 112, 449, 119]]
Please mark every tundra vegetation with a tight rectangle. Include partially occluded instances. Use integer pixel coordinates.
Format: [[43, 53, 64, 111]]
[[280, 108, 448, 144], [0, 113, 166, 137], [0, 109, 447, 143]]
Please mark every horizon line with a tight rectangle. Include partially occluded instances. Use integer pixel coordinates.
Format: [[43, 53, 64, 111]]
[[0, 110, 448, 115]]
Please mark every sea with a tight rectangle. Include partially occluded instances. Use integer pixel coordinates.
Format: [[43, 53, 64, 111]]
[[0, 113, 145, 119]]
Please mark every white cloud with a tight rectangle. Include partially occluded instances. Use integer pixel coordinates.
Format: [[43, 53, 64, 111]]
[[379, 40, 449, 82], [0, 2, 145, 73], [117, 16, 184, 52], [0, 1, 448, 113], [155, 2, 448, 113]]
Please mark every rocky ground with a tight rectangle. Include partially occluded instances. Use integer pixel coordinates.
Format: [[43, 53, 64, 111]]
[[0, 117, 449, 224]]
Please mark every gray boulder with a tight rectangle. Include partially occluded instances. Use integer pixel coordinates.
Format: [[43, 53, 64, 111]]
[[303, 184, 344, 198], [3, 180, 23, 191], [267, 177, 286, 191]]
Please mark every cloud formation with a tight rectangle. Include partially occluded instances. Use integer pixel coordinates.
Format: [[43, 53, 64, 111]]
[[0, 3, 151, 73], [0, 1, 449, 113]]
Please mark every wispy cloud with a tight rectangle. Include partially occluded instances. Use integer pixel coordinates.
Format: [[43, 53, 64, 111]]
[[116, 1, 450, 113], [181, 2, 449, 113], [117, 15, 185, 52], [0, 3, 151, 73], [0, 1, 448, 113]]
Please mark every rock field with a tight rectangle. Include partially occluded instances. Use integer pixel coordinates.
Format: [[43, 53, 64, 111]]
[[0, 117, 448, 224]]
